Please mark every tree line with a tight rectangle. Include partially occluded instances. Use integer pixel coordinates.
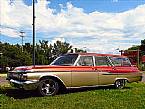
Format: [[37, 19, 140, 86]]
[[1, 39, 144, 71], [0, 40, 85, 70]]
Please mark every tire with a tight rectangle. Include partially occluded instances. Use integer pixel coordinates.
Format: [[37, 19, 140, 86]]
[[114, 79, 126, 89], [37, 78, 59, 96]]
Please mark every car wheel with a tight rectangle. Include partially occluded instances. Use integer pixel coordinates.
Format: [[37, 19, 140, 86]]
[[37, 78, 59, 96], [114, 79, 126, 89]]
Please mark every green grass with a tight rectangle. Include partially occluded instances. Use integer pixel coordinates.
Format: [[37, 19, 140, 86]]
[[0, 82, 145, 109]]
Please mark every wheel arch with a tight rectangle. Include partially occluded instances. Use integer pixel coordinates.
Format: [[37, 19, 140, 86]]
[[39, 75, 66, 89], [115, 78, 129, 82]]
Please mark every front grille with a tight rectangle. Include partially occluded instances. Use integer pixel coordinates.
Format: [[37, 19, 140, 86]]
[[7, 72, 26, 82]]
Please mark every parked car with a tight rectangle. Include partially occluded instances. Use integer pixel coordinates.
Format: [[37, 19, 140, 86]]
[[7, 53, 142, 96]]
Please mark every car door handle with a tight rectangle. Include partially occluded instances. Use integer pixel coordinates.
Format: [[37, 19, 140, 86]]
[[92, 67, 97, 70], [112, 67, 116, 70]]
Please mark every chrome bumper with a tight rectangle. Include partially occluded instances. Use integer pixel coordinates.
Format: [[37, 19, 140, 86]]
[[9, 79, 39, 90]]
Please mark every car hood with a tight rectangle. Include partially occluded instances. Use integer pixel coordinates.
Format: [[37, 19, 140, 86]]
[[12, 65, 73, 73]]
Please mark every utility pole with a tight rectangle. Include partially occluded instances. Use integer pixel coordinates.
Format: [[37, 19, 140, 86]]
[[119, 50, 124, 55], [32, 0, 35, 67], [20, 31, 25, 52], [137, 49, 140, 68]]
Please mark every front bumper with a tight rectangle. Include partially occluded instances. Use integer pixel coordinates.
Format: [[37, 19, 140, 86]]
[[9, 79, 39, 90]]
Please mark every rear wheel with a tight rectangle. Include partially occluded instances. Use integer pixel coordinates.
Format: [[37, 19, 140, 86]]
[[37, 78, 59, 96], [114, 79, 126, 89]]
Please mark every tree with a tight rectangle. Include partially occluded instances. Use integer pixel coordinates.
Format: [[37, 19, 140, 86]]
[[140, 39, 145, 55], [23, 43, 33, 54], [0, 40, 85, 68], [0, 42, 32, 68], [52, 41, 72, 59]]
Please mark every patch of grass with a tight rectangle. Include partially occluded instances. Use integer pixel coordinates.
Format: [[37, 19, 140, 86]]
[[0, 82, 145, 109]]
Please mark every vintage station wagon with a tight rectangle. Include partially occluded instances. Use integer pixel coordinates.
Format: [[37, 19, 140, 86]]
[[7, 53, 142, 96]]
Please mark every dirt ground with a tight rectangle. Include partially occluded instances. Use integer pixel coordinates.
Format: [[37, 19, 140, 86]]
[[0, 76, 8, 85], [141, 73, 145, 82]]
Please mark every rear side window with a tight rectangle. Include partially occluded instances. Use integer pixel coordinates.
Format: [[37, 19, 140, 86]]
[[77, 56, 94, 66], [95, 56, 111, 66], [110, 57, 131, 66]]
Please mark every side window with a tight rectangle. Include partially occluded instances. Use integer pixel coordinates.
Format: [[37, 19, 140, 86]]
[[95, 56, 110, 66], [111, 57, 131, 66], [77, 56, 94, 66]]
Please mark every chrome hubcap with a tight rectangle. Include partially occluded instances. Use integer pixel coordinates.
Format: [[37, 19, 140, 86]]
[[41, 80, 56, 95], [116, 80, 124, 89]]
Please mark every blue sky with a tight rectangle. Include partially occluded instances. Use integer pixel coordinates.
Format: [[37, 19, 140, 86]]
[[23, 0, 145, 13], [0, 0, 145, 53]]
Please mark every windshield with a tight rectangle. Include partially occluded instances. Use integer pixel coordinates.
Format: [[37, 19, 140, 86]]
[[50, 54, 78, 66], [110, 57, 131, 67]]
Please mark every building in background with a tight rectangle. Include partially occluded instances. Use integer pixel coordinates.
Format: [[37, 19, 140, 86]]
[[123, 50, 138, 65]]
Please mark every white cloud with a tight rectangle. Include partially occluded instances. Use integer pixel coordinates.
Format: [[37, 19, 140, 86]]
[[0, 27, 19, 38], [0, 0, 32, 28], [0, 0, 145, 53], [51, 37, 65, 44], [112, 0, 118, 3]]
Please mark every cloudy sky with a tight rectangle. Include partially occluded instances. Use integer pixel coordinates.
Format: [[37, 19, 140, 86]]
[[0, 0, 145, 54]]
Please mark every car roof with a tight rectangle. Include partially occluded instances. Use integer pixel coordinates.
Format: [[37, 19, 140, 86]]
[[67, 53, 127, 58]]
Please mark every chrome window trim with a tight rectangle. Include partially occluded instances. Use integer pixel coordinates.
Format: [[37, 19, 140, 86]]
[[74, 55, 95, 66], [74, 55, 81, 66], [50, 57, 59, 65], [50, 54, 78, 66], [94, 56, 113, 67], [109, 56, 132, 67], [93, 56, 95, 66], [106, 56, 114, 66]]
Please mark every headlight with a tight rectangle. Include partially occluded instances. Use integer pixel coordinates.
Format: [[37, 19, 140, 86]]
[[7, 71, 28, 81], [20, 74, 27, 81]]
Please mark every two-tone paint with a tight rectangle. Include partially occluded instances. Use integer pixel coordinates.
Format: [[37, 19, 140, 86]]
[[7, 53, 142, 91]]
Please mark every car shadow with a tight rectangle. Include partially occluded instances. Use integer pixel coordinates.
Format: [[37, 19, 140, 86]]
[[0, 88, 40, 99], [0, 86, 131, 99]]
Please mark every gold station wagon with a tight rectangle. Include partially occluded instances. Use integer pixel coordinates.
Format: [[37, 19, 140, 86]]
[[7, 53, 142, 96]]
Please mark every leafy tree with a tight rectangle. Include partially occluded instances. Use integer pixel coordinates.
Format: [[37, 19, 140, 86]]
[[23, 43, 33, 54], [140, 39, 145, 55], [0, 40, 85, 69], [0, 42, 32, 68], [52, 41, 72, 59]]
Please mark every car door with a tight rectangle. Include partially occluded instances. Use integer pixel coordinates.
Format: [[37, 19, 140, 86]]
[[110, 56, 133, 73], [94, 56, 117, 85], [71, 55, 99, 87]]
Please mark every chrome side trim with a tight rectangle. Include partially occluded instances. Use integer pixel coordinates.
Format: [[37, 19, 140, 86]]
[[10, 79, 38, 84], [66, 84, 114, 89]]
